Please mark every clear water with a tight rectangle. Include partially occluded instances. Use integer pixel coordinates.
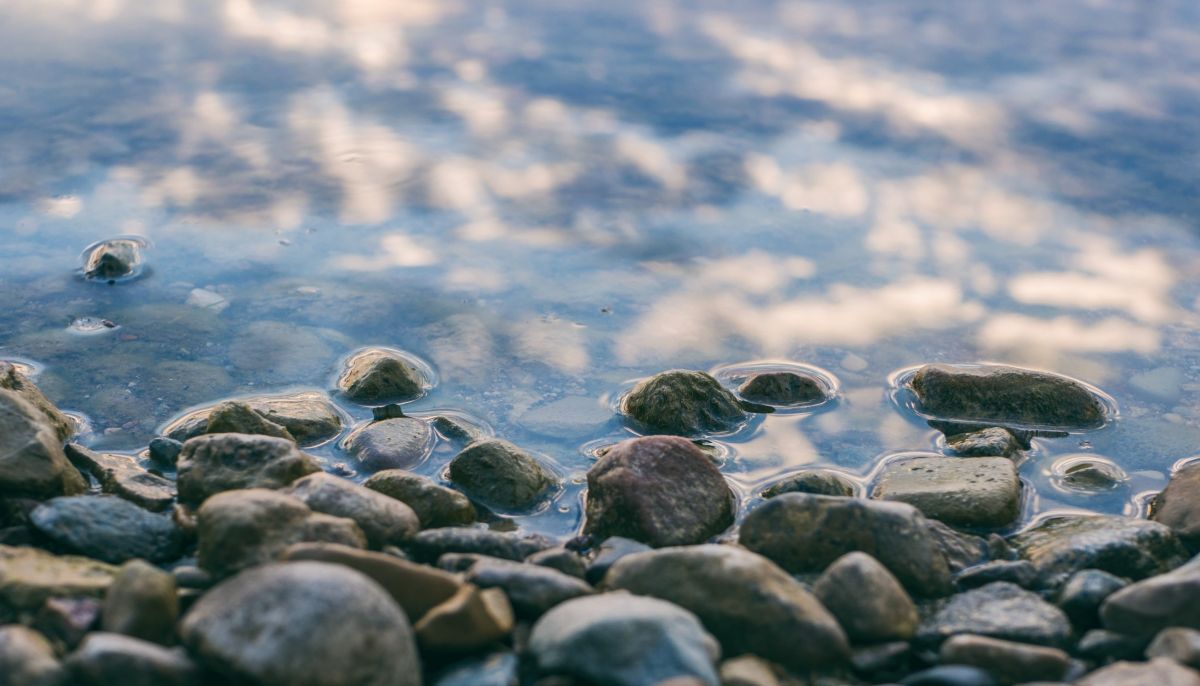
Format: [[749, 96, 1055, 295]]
[[2, 0, 1198, 538]]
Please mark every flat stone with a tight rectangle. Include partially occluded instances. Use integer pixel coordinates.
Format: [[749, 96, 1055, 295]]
[[30, 496, 183, 564], [718, 655, 780, 686], [64, 444, 174, 512], [163, 392, 343, 446], [939, 634, 1069, 684], [0, 389, 86, 499], [406, 527, 553, 563], [1100, 555, 1200, 637], [102, 560, 178, 645], [449, 439, 558, 512], [737, 371, 826, 405], [1148, 628, 1200, 669], [1075, 658, 1200, 686], [813, 551, 918, 643], [0, 545, 117, 612], [342, 418, 433, 473], [526, 546, 587, 579], [464, 556, 594, 618], [176, 433, 321, 505], [1152, 463, 1200, 549], [337, 348, 428, 404], [285, 472, 419, 548], [415, 584, 514, 654], [1056, 569, 1128, 631], [66, 632, 200, 686], [1009, 515, 1187, 588], [363, 470, 476, 528], [955, 560, 1038, 590], [204, 401, 294, 441], [761, 470, 856, 498], [0, 624, 64, 686], [871, 456, 1020, 528], [0, 362, 74, 442], [915, 582, 1072, 649], [622, 370, 748, 436], [945, 427, 1023, 458]]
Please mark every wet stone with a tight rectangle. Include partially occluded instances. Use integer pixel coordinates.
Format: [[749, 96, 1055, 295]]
[[915, 582, 1072, 649], [1056, 569, 1127, 631], [163, 392, 343, 446], [526, 546, 587, 579], [910, 363, 1108, 430], [176, 433, 321, 506], [0, 389, 87, 499], [102, 559, 178, 645], [0, 545, 117, 612], [939, 634, 1070, 685], [871, 456, 1020, 529], [945, 427, 1023, 458], [1100, 554, 1200, 638], [1148, 627, 1200, 670], [1009, 515, 1187, 588], [82, 237, 144, 281], [1075, 658, 1200, 686], [813, 551, 918, 643], [585, 536, 652, 585], [285, 472, 420, 548], [737, 371, 826, 405], [927, 520, 992, 573], [0, 362, 74, 442], [1152, 462, 1200, 549], [433, 415, 486, 444], [448, 439, 558, 512], [66, 632, 201, 686], [954, 560, 1038, 590], [407, 527, 554, 563], [342, 417, 434, 473], [204, 400, 294, 441], [34, 597, 101, 649], [363, 470, 476, 528], [464, 556, 594, 618], [1075, 629, 1148, 663], [30, 495, 183, 564], [415, 583, 514, 654], [761, 469, 856, 498], [1057, 459, 1126, 491], [147, 437, 183, 467], [0, 624, 65, 686], [64, 444, 174, 512], [337, 348, 428, 404], [622, 369, 748, 436]]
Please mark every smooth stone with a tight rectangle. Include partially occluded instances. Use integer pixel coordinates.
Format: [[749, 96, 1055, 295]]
[[899, 665, 998, 686], [431, 652, 518, 686], [1075, 658, 1200, 686], [415, 584, 514, 654], [526, 546, 587, 579], [0, 624, 64, 686], [34, 597, 101, 649], [465, 556, 594, 618], [813, 551, 918, 643], [147, 437, 183, 467], [285, 472, 419, 548], [407, 527, 553, 563], [1147, 627, 1200, 669], [0, 546, 116, 612], [738, 494, 953, 597], [163, 392, 343, 446], [337, 348, 427, 404], [1100, 555, 1200, 637], [432, 415, 486, 444], [584, 436, 735, 547], [448, 439, 558, 512], [66, 632, 200, 686], [1009, 515, 1187, 588], [718, 655, 779, 686], [939, 634, 1069, 684], [528, 592, 720, 686], [364, 470, 476, 528], [737, 371, 826, 405], [83, 238, 142, 280], [871, 456, 1020, 528], [850, 641, 912, 683], [30, 496, 183, 564], [606, 544, 849, 670], [945, 427, 1024, 458], [102, 560, 178, 645], [204, 400, 294, 441], [64, 444, 174, 512], [585, 537, 652, 585], [915, 582, 1072, 649], [909, 363, 1107, 430], [1056, 569, 1128, 631], [0, 389, 86, 499], [1056, 459, 1126, 492], [760, 470, 856, 498], [176, 433, 321, 505], [196, 489, 366, 578], [926, 520, 991, 573], [342, 418, 434, 473], [955, 561, 1038, 590], [622, 370, 748, 436], [1076, 628, 1149, 662], [1152, 463, 1200, 549], [181, 561, 421, 686], [0, 362, 74, 442]]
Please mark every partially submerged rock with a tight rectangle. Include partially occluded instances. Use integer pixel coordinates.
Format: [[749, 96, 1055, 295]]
[[737, 371, 827, 405], [448, 439, 558, 512], [0, 389, 86, 499], [622, 370, 748, 436], [29, 495, 183, 564], [910, 363, 1108, 429], [163, 391, 343, 445], [342, 418, 434, 473], [176, 433, 321, 506], [1009, 515, 1187, 588], [65, 444, 174, 511], [82, 237, 145, 281], [870, 456, 1020, 528], [204, 400, 294, 441], [1152, 463, 1200, 549], [761, 469, 856, 498], [0, 362, 74, 442], [945, 427, 1024, 458], [363, 470, 476, 528], [337, 348, 429, 404]]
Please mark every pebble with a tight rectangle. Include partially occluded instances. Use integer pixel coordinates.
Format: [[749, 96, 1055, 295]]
[[176, 433, 321, 505], [363, 470, 476, 528], [147, 437, 183, 467], [415, 583, 514, 654], [337, 347, 429, 404], [64, 444, 175, 512], [622, 369, 748, 436], [939, 634, 1069, 684], [737, 371, 826, 405], [1152, 463, 1200, 548], [899, 665, 998, 686], [1100, 554, 1200, 637], [1075, 629, 1149, 663], [0, 362, 74, 441], [285, 472, 420, 548], [448, 439, 558, 512], [65, 632, 201, 686], [945, 427, 1023, 458], [1056, 569, 1127, 631], [813, 551, 918, 643], [34, 596, 101, 649], [82, 237, 144, 281], [0, 624, 65, 686], [0, 389, 86, 499], [1009, 515, 1187, 588], [102, 559, 178, 645], [29, 495, 183, 564], [871, 456, 1020, 528], [585, 536, 652, 584], [526, 546, 587, 579], [204, 400, 295, 441], [1074, 658, 1200, 686], [431, 652, 519, 686], [954, 560, 1038, 590], [718, 655, 780, 686], [164, 392, 343, 446], [342, 418, 434, 472], [1146, 627, 1200, 669], [915, 582, 1072, 649], [406, 527, 554, 563], [464, 555, 594, 618], [0, 545, 116, 613], [760, 469, 856, 498]]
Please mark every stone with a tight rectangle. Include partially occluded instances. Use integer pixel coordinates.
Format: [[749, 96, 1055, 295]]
[[363, 470, 476, 527], [718, 655, 779, 686], [204, 400, 294, 441], [528, 592, 720, 686], [64, 444, 174, 512], [813, 551, 918, 643], [431, 652, 518, 686], [1009, 515, 1187, 588], [196, 489, 366, 578], [1148, 628, 1200, 669], [0, 546, 116, 613], [738, 494, 953, 597], [622, 370, 748, 436], [163, 392, 343, 446], [285, 472, 419, 548], [1075, 658, 1200, 686], [585, 537, 653, 584], [871, 456, 1020, 528], [526, 547, 587, 579], [915, 582, 1072, 649], [945, 427, 1023, 458], [176, 433, 321, 505], [181, 561, 421, 686], [342, 418, 434, 473], [584, 436, 735, 548], [939, 634, 1069, 684], [0, 362, 73, 442], [0, 624, 64, 686], [29, 496, 183, 564], [899, 665, 998, 686], [955, 561, 1038, 590], [1152, 463, 1200, 549], [337, 348, 428, 404], [407, 527, 553, 563], [432, 415, 486, 444], [909, 363, 1108, 429], [1056, 459, 1126, 492], [926, 520, 991, 573], [606, 544, 848, 670], [0, 389, 86, 499], [415, 584, 514, 654], [1056, 569, 1127, 630], [83, 237, 143, 280], [147, 437, 183, 467], [448, 439, 557, 511], [737, 371, 826, 405], [1076, 628, 1148, 662], [1100, 555, 1200, 637], [66, 632, 200, 686], [851, 641, 912, 683], [464, 556, 594, 618], [102, 560, 177, 645], [761, 470, 856, 498], [34, 597, 101, 648]]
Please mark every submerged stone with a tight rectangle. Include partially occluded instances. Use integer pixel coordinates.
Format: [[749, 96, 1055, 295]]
[[761, 469, 856, 498], [871, 456, 1020, 528], [910, 363, 1108, 429], [337, 348, 429, 404], [737, 371, 827, 405], [342, 418, 433, 473], [82, 237, 144, 281], [945, 427, 1024, 458], [1009, 515, 1187, 588], [622, 370, 748, 436]]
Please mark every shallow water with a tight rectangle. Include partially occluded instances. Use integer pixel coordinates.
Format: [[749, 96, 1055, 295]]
[[1, 0, 1198, 538]]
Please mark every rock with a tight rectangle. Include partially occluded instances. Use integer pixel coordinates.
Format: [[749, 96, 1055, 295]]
[[1075, 658, 1200, 686], [738, 494, 952, 597], [1149, 628, 1200, 669], [181, 561, 421, 686], [871, 456, 1020, 528], [64, 444, 174, 512], [0, 389, 86, 498], [102, 560, 177, 645], [34, 597, 101, 648], [926, 520, 991, 573], [176, 433, 321, 505], [526, 547, 587, 579], [196, 489, 365, 578], [83, 237, 144, 280], [66, 632, 200, 686], [718, 655, 779, 686], [813, 551, 918, 643], [1056, 569, 1127, 630], [0, 546, 116, 613], [464, 556, 594, 618], [622, 370, 748, 436], [0, 362, 73, 442], [955, 561, 1038, 590], [1152, 463, 1200, 549], [1009, 515, 1187, 588], [939, 634, 1069, 684], [910, 363, 1108, 429], [915, 582, 1072, 649], [363, 470, 476, 528], [432, 652, 518, 686], [1077, 628, 1148, 663], [285, 473, 419, 548], [407, 527, 553, 563], [945, 427, 1023, 458], [163, 392, 343, 446], [584, 436, 735, 547], [585, 537, 652, 584], [1055, 459, 1126, 492], [851, 641, 912, 683], [606, 544, 848, 670], [448, 439, 557, 511], [432, 415, 486, 444], [415, 584, 514, 654], [342, 418, 434, 473], [737, 371, 826, 405], [30, 496, 183, 564], [337, 348, 428, 405], [529, 592, 720, 686], [204, 401, 294, 441], [761, 470, 856, 498], [147, 437, 183, 467], [0, 624, 64, 686], [898, 665, 998, 686], [1100, 555, 1200, 637]]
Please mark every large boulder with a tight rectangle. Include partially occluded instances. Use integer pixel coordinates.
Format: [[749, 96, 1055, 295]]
[[915, 582, 1073, 649], [1100, 555, 1200, 638], [337, 348, 429, 404], [622, 370, 748, 436], [342, 418, 434, 473], [0, 389, 86, 499], [163, 392, 343, 445], [606, 544, 849, 670], [176, 433, 321, 505], [29, 496, 183, 564], [870, 456, 1020, 528], [0, 545, 117, 614], [285, 473, 419, 548], [1152, 463, 1200, 549], [909, 363, 1108, 429], [584, 436, 735, 547], [1009, 515, 1187, 588], [448, 439, 558, 512], [0, 362, 74, 442], [363, 471, 476, 528], [181, 561, 421, 686]]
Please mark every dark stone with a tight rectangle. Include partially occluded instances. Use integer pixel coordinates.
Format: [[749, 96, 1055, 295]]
[[465, 556, 594, 618], [1058, 460, 1126, 492], [0, 624, 65, 686], [585, 537, 652, 585], [851, 641, 912, 683], [64, 444, 174, 512], [939, 634, 1070, 684], [761, 470, 856, 498], [1148, 627, 1200, 670], [30, 496, 183, 564], [341, 418, 434, 473], [448, 439, 558, 512], [926, 520, 991, 573], [102, 559, 178, 645], [176, 433, 321, 506], [337, 348, 427, 404], [0, 389, 86, 499], [737, 371, 826, 405], [1152, 463, 1200, 549], [363, 470, 476, 528], [148, 437, 183, 467], [34, 596, 101, 649], [1074, 629, 1150, 663], [0, 362, 74, 442], [83, 238, 143, 280], [66, 632, 200, 686], [813, 551, 918, 643], [622, 370, 748, 436], [1057, 569, 1128, 631], [526, 547, 587, 579], [899, 665, 998, 686], [915, 582, 1072, 649], [1099, 555, 1200, 638], [285, 472, 420, 548], [945, 427, 1023, 458], [407, 527, 554, 563], [431, 652, 519, 686], [1009, 515, 1187, 588], [910, 363, 1107, 429], [955, 560, 1038, 590]]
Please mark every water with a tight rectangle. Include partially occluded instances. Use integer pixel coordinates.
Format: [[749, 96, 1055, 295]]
[[1, 0, 1198, 539]]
